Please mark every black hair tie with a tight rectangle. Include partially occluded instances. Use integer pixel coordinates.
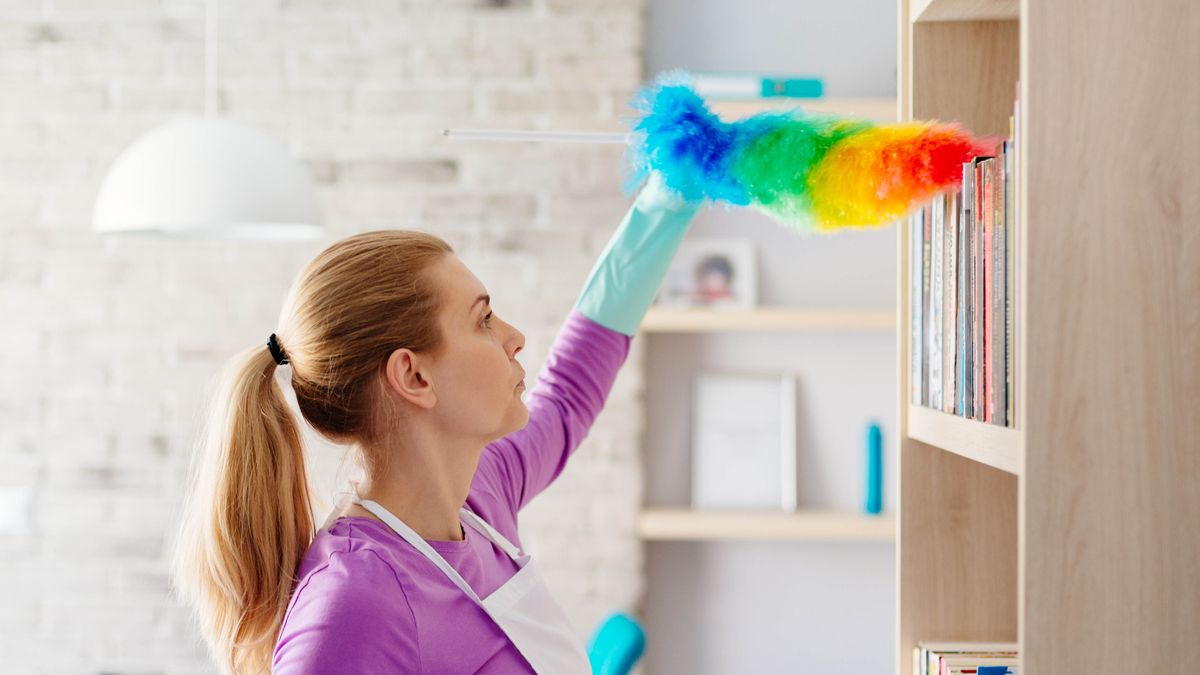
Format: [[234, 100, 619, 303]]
[[267, 333, 289, 366]]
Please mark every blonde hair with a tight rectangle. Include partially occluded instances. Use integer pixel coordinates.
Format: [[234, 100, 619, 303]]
[[172, 230, 454, 674]]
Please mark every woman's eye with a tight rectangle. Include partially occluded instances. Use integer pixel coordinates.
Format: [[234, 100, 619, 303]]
[[482, 311, 493, 327]]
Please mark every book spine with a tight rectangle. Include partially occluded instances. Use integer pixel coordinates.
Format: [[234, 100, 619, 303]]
[[962, 162, 974, 418], [993, 146, 1006, 426], [944, 190, 958, 413], [911, 210, 923, 404], [957, 163, 970, 417], [1011, 84, 1020, 428], [979, 158, 988, 420], [922, 206, 931, 404], [1005, 138, 1015, 428], [973, 160, 985, 420], [930, 199, 943, 410]]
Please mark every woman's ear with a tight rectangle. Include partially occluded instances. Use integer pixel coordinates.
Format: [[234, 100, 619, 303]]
[[383, 348, 437, 409]]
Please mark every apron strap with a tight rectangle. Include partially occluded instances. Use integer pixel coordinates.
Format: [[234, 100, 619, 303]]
[[458, 507, 524, 559], [354, 498, 485, 605]]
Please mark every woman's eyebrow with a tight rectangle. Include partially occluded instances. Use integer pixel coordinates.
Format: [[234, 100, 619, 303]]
[[469, 293, 490, 314]]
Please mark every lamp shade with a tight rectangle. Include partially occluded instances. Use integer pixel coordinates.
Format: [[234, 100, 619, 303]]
[[93, 116, 323, 239]]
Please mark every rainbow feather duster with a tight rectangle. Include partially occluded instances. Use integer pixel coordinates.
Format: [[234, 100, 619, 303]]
[[626, 73, 998, 232]]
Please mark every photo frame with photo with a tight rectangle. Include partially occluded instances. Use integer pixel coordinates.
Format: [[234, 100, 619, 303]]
[[655, 236, 758, 309], [690, 372, 798, 511]]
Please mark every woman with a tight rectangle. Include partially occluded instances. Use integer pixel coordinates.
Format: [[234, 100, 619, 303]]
[[172, 176, 700, 674]]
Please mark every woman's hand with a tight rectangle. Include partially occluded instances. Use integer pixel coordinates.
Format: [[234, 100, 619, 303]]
[[573, 171, 704, 336]]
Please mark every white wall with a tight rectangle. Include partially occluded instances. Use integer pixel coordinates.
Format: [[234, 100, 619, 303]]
[[0, 1, 648, 672], [641, 1, 899, 672]]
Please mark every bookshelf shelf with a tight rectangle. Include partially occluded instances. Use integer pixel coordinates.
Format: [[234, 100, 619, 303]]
[[641, 307, 895, 333], [906, 404, 1021, 475], [909, 0, 1018, 24], [636, 508, 895, 542]]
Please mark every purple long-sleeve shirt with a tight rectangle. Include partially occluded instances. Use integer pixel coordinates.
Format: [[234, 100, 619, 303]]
[[272, 309, 631, 673]]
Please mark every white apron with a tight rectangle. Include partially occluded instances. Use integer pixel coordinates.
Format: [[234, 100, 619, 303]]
[[352, 497, 592, 675]]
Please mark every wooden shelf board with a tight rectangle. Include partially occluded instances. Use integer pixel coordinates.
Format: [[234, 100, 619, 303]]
[[710, 97, 897, 123], [906, 403, 1022, 475], [636, 508, 895, 542], [642, 307, 895, 333], [910, 0, 1018, 23]]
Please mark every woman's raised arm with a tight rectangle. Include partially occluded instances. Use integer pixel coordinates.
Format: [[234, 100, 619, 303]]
[[476, 176, 702, 514]]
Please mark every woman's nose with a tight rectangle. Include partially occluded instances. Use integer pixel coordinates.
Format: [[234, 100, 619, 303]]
[[509, 324, 525, 358]]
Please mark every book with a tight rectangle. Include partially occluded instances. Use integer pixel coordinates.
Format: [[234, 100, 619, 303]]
[[941, 655, 1019, 675], [943, 190, 958, 413], [915, 641, 1019, 675], [972, 158, 987, 421], [1009, 82, 1020, 428], [959, 161, 974, 418], [922, 204, 932, 404], [992, 143, 1007, 426], [930, 199, 944, 410], [911, 207, 924, 404], [980, 157, 994, 423], [908, 126, 1017, 427]]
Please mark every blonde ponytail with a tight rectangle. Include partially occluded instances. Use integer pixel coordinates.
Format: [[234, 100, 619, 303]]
[[173, 230, 453, 673], [174, 345, 313, 674]]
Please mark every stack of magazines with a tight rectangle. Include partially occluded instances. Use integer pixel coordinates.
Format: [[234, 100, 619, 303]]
[[913, 641, 1018, 675], [909, 95, 1020, 428]]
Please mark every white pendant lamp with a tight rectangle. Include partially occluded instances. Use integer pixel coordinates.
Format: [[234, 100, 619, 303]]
[[93, 0, 322, 239]]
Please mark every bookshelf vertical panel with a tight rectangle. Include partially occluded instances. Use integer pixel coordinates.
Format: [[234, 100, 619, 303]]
[[912, 20, 1018, 137], [898, 439, 1018, 675], [1021, 0, 1200, 671]]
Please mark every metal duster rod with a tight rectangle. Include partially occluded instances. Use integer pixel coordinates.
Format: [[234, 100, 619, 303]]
[[441, 128, 632, 144]]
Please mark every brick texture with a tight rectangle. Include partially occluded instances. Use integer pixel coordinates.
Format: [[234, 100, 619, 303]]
[[0, 0, 647, 671]]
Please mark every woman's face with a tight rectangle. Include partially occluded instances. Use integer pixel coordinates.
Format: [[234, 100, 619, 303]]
[[424, 254, 529, 442]]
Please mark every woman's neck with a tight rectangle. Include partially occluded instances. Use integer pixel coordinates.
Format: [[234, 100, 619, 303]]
[[351, 433, 484, 542]]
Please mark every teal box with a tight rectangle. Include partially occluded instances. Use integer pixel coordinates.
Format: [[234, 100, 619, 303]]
[[761, 78, 824, 98]]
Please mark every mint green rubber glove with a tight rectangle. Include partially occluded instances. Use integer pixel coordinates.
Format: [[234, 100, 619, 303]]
[[574, 173, 703, 336]]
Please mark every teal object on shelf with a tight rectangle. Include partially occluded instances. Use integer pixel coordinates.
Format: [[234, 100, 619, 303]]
[[689, 72, 825, 100], [760, 77, 824, 98], [865, 422, 883, 514], [587, 612, 646, 675]]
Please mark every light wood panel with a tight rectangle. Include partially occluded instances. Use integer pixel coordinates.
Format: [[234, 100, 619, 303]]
[[912, 20, 1018, 138], [910, 0, 1018, 24], [898, 441, 1019, 672], [907, 405, 1021, 475], [1021, 0, 1200, 671]]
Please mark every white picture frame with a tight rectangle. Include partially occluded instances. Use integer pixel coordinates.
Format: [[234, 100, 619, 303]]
[[690, 372, 798, 511], [655, 236, 758, 309]]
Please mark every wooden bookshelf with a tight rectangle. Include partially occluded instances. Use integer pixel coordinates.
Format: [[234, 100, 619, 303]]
[[642, 307, 895, 333], [908, 0, 1017, 23], [636, 508, 895, 542], [906, 404, 1021, 475], [897, 1, 1198, 674]]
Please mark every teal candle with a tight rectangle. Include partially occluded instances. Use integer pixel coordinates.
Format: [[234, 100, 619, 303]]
[[865, 422, 883, 514]]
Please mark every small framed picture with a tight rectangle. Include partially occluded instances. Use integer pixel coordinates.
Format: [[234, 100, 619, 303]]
[[690, 372, 798, 511], [655, 236, 757, 309]]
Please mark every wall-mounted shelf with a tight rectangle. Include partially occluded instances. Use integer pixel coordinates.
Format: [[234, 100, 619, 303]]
[[636, 508, 895, 542], [710, 97, 898, 123], [642, 307, 895, 333], [906, 404, 1021, 475]]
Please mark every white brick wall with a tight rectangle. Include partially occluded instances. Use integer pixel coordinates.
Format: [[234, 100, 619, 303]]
[[0, 1, 648, 671]]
